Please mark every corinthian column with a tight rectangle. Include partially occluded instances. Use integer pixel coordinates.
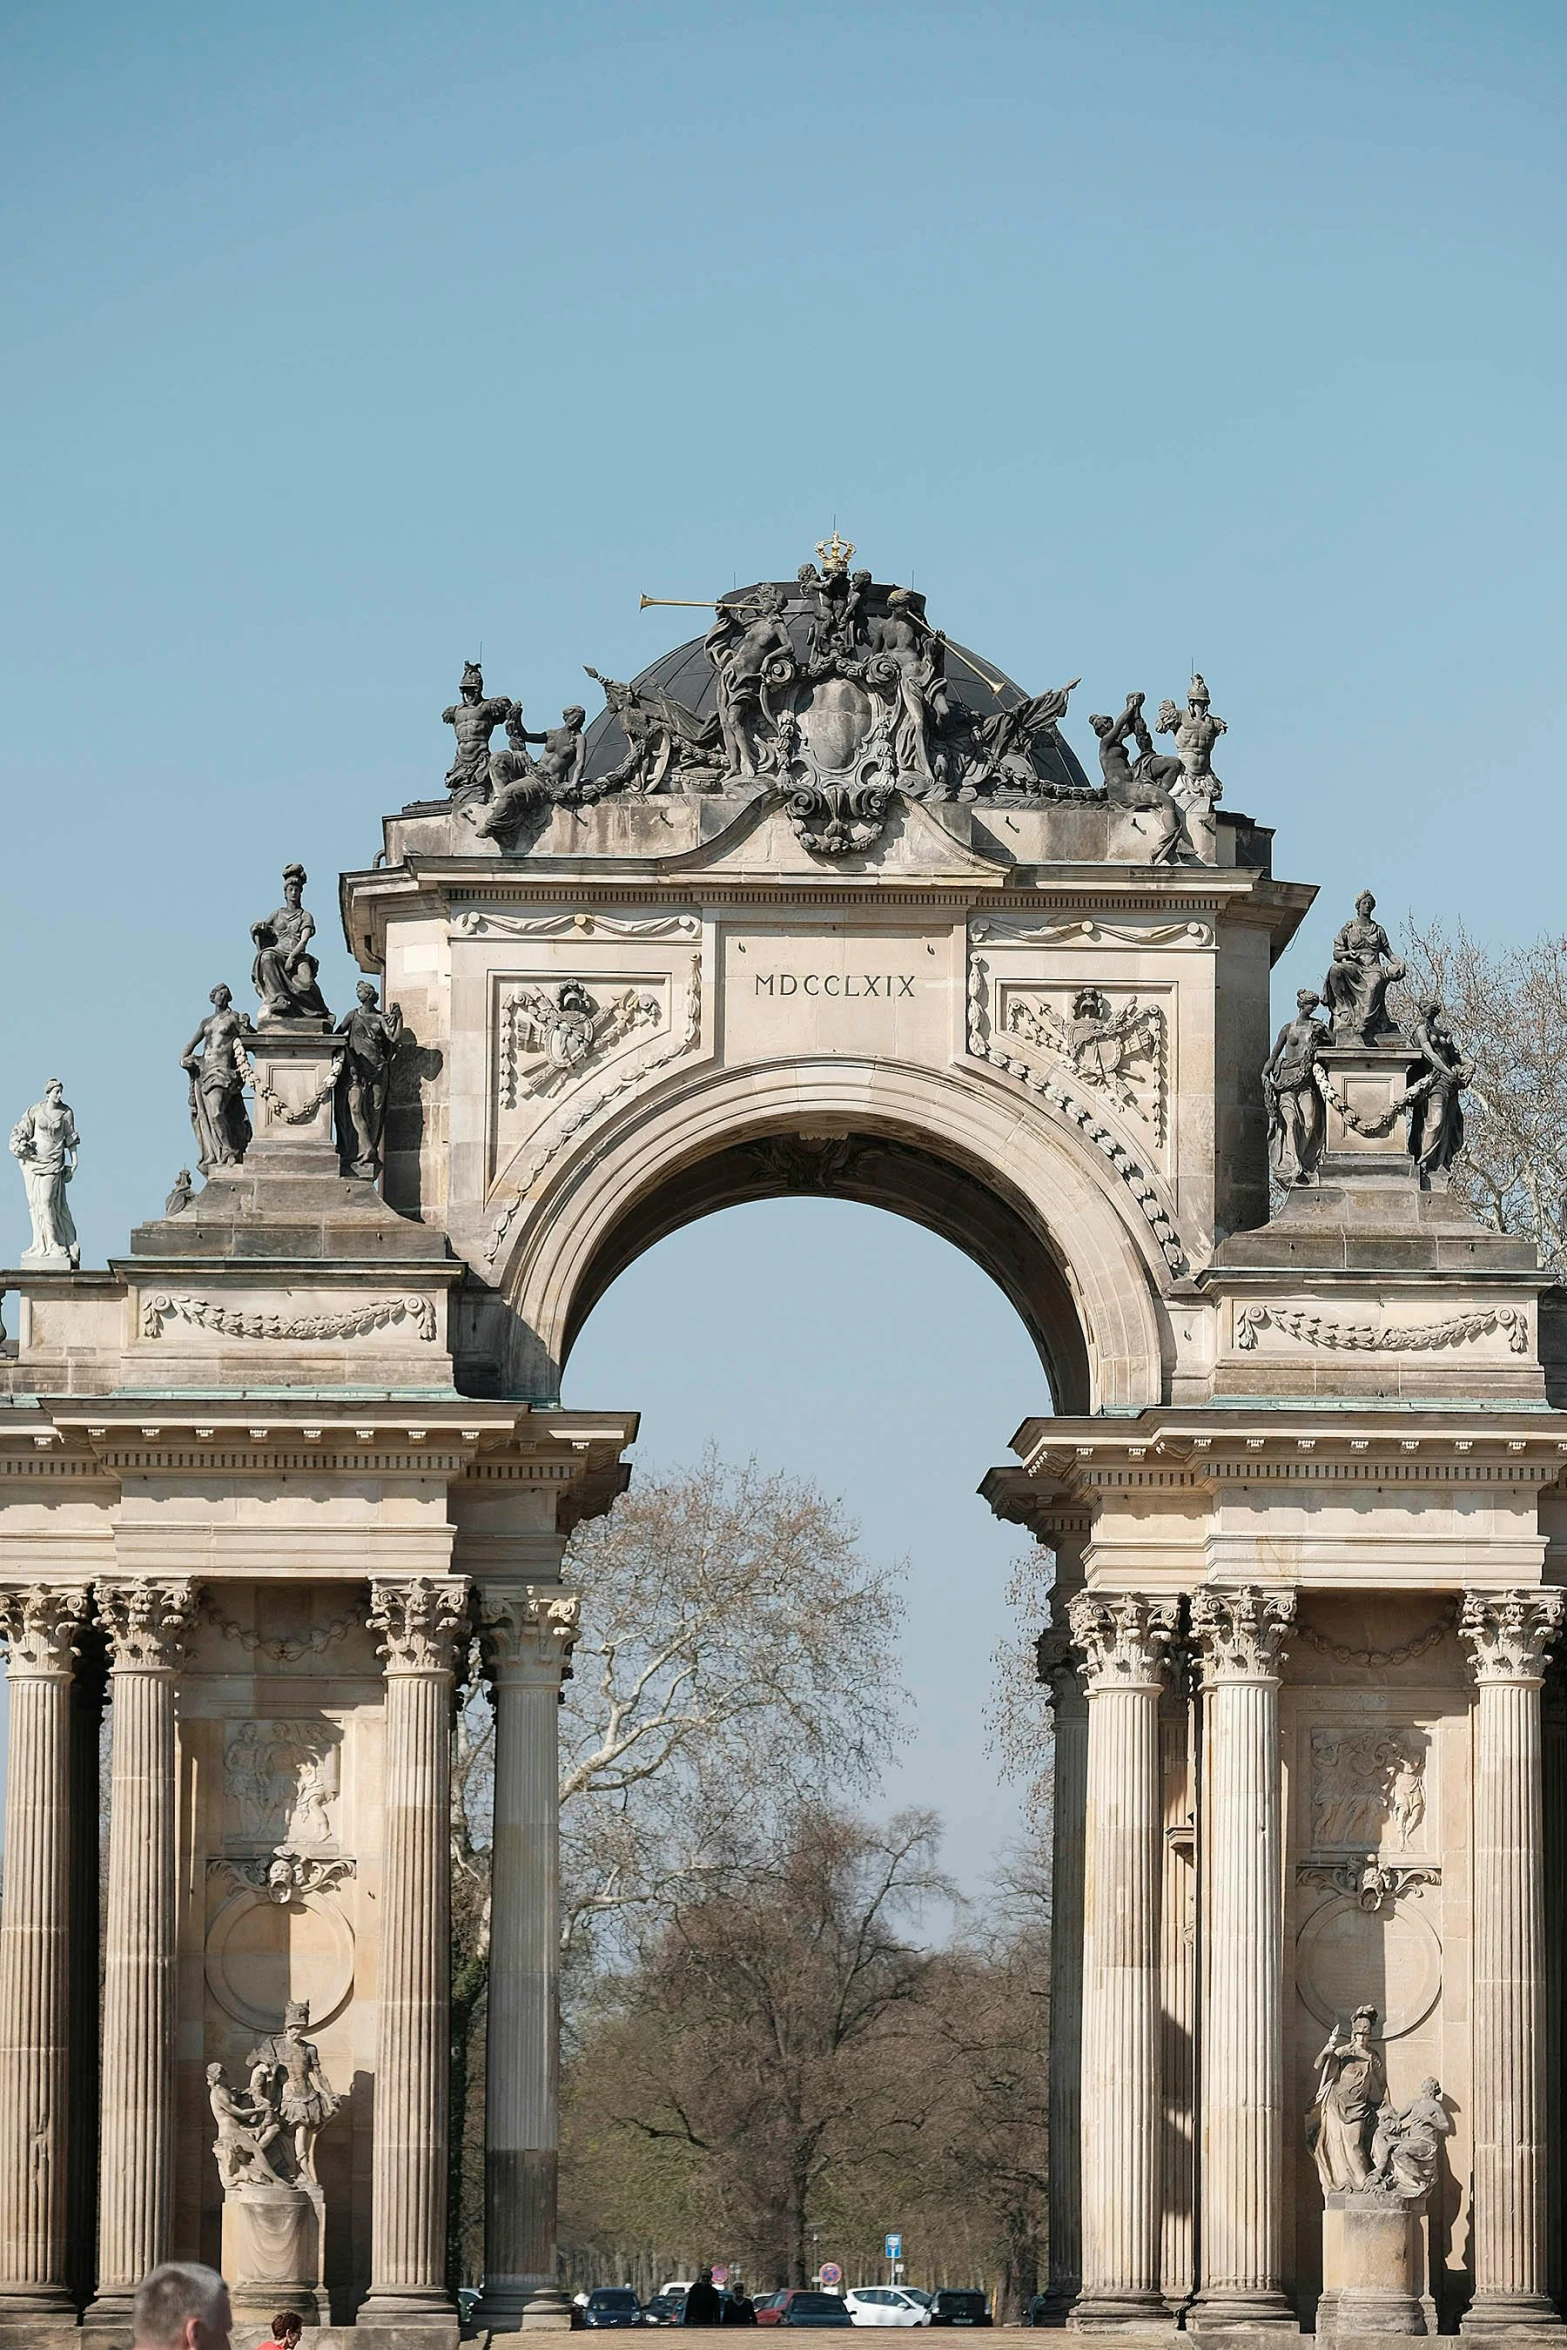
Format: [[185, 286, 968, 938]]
[[0, 1586, 91, 2322], [361, 1575, 470, 2328], [477, 1585, 581, 2332], [1188, 1586, 1297, 2331], [1040, 1627, 1087, 2323], [1066, 1592, 1177, 2330], [88, 1579, 197, 2329], [1459, 1588, 1567, 2333]]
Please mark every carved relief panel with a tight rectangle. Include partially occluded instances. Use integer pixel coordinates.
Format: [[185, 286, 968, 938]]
[[223, 1719, 343, 1852]]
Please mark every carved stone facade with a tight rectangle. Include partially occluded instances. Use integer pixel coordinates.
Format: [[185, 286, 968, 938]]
[[2, 544, 1566, 2339]]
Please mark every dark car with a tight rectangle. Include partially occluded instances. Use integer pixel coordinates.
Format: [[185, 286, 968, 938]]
[[927, 2293, 991, 2329], [756, 2291, 854, 2327], [644, 2297, 686, 2327], [583, 2289, 646, 2328]]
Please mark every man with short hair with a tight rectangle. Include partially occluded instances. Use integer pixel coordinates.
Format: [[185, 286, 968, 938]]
[[132, 2263, 232, 2350]]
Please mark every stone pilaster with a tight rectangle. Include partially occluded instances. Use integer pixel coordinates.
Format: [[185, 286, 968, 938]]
[[1067, 1593, 1178, 2330], [360, 1575, 470, 2330], [1041, 1626, 1086, 2325], [1459, 1588, 1567, 2334], [87, 1579, 197, 2329], [0, 1586, 91, 2323], [477, 1586, 581, 2332], [1188, 1586, 1298, 2333]]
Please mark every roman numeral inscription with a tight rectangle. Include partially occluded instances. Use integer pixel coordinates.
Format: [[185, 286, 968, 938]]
[[752, 973, 918, 998]]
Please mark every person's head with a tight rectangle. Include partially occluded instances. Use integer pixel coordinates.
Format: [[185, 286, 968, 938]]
[[210, 984, 232, 1011], [283, 1998, 309, 2042], [851, 569, 872, 591], [1353, 2003, 1378, 2039], [282, 862, 307, 905], [1296, 989, 1322, 1016], [562, 705, 586, 731], [270, 2313, 304, 2349], [44, 1077, 64, 1103], [1418, 996, 1443, 1023], [356, 980, 379, 1008], [1421, 2077, 1441, 2099], [461, 660, 484, 703], [698, 2269, 713, 2285], [1355, 890, 1376, 917], [132, 2262, 231, 2350], [1188, 674, 1210, 709], [205, 2062, 223, 2087], [1089, 712, 1113, 740]]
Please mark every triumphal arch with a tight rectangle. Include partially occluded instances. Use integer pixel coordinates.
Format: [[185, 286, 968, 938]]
[[0, 542, 1563, 2342]]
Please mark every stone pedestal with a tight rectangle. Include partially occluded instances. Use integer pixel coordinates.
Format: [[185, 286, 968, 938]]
[[242, 1028, 344, 1176], [1067, 1593, 1178, 2334], [1188, 1588, 1299, 2335], [477, 1588, 581, 2333], [86, 1580, 197, 2333], [359, 1578, 468, 2340], [222, 2184, 329, 2328], [1317, 2192, 1427, 2337], [1314, 1045, 1424, 1191]]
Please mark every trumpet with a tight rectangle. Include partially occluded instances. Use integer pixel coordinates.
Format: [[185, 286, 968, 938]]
[[638, 595, 721, 611]]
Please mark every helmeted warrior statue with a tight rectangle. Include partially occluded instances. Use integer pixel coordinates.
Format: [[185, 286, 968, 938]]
[[247, 2000, 341, 2187], [1156, 674, 1226, 860], [442, 660, 515, 803]]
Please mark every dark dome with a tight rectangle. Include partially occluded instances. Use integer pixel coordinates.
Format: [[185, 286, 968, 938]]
[[580, 578, 1093, 794]]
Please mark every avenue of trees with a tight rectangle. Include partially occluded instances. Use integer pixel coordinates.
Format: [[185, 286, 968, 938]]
[[447, 1451, 1052, 2313]]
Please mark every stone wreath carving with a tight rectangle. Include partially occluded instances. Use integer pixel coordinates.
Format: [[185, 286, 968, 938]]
[[1236, 1303, 1527, 1355], [500, 980, 660, 1108], [141, 1292, 437, 1342], [967, 957, 1186, 1273], [483, 952, 703, 1266], [240, 1047, 344, 1126]]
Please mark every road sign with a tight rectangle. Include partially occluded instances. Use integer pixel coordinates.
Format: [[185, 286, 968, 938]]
[[884, 2234, 902, 2261], [819, 2262, 843, 2288], [712, 2266, 730, 2287]]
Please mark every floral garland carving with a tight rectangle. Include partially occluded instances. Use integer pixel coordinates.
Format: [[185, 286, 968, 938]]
[[1235, 1303, 1527, 1355], [240, 1048, 344, 1125], [201, 1599, 359, 1661], [1295, 1616, 1452, 1669], [967, 957, 1186, 1274], [483, 952, 703, 1267], [1310, 1056, 1438, 1139], [141, 1292, 437, 1342]]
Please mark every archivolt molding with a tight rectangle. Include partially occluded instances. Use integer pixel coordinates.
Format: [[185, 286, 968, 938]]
[[966, 954, 1187, 1275], [497, 1054, 1170, 1413]]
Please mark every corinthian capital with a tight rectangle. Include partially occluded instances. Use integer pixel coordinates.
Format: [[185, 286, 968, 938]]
[[0, 1583, 91, 1676], [1459, 1588, 1567, 1684], [95, 1579, 198, 1672], [479, 1585, 582, 1686], [1190, 1585, 1296, 1683], [1066, 1592, 1178, 1690], [368, 1575, 471, 1674]]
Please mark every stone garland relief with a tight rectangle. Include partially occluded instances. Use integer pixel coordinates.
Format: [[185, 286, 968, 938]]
[[966, 954, 1186, 1274], [453, 909, 701, 942], [1235, 1302, 1528, 1356], [140, 1292, 437, 1343]]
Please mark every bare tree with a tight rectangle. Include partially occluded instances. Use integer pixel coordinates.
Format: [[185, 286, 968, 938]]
[[1394, 920, 1567, 1277]]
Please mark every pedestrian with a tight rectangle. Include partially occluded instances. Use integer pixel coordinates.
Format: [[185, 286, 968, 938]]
[[682, 2268, 725, 2325], [267, 2315, 304, 2350], [132, 2263, 232, 2350]]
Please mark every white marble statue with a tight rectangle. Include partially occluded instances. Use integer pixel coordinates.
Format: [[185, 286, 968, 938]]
[[9, 1080, 81, 1268]]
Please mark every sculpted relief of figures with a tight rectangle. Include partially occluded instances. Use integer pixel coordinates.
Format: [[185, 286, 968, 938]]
[[224, 1720, 341, 1851], [1309, 1725, 1427, 1851], [436, 542, 1229, 864]]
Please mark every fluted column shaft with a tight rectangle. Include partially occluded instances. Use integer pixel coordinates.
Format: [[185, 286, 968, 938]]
[[1460, 1589, 1566, 2333], [89, 1580, 196, 2323], [1190, 1586, 1296, 2330], [1068, 1593, 1176, 2328], [1042, 1631, 1087, 2323], [363, 1576, 469, 2323], [480, 1586, 581, 2331], [0, 1587, 91, 2317]]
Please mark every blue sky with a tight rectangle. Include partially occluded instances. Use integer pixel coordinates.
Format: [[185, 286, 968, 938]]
[[3, 0, 1564, 1882]]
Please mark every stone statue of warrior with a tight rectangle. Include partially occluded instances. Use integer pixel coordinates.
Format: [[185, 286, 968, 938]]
[[251, 864, 332, 1027], [1307, 2004, 1387, 2191], [334, 982, 403, 1180], [248, 2001, 340, 2186], [443, 660, 514, 802]]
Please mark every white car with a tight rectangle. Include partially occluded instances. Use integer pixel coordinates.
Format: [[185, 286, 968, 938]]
[[846, 2289, 932, 2327]]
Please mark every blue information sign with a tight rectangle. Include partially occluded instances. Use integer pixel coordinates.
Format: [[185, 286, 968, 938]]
[[884, 2234, 903, 2261]]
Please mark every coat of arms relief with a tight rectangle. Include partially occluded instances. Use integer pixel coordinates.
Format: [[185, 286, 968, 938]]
[[498, 977, 664, 1110], [992, 982, 1168, 1144]]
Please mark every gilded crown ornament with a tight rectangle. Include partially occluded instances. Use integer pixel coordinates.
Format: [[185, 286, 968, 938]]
[[814, 529, 855, 576]]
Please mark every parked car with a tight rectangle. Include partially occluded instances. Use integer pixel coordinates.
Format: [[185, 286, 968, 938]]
[[900, 2294, 933, 2312], [926, 2292, 991, 2328], [846, 2288, 932, 2327], [642, 2295, 685, 2327], [755, 2290, 854, 2327], [583, 2289, 646, 2329]]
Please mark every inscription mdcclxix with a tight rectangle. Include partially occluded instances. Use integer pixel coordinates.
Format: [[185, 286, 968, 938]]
[[753, 973, 920, 999]]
